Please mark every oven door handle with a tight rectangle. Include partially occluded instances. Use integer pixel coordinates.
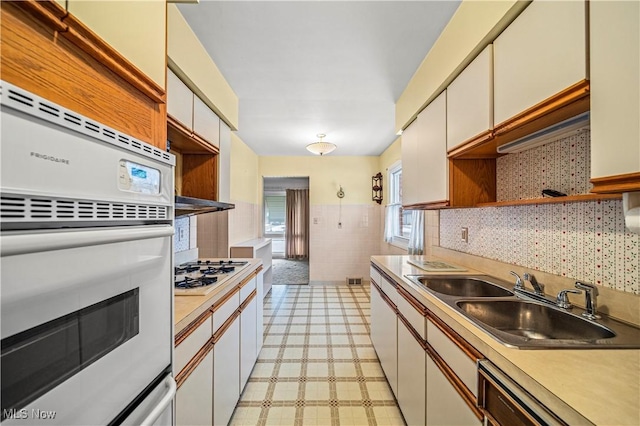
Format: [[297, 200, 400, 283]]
[[139, 375, 177, 426], [1, 225, 174, 256]]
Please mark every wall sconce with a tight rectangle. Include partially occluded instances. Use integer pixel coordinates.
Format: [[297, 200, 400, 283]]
[[372, 172, 382, 204]]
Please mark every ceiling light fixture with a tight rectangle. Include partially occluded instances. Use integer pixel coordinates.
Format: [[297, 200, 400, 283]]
[[306, 134, 336, 156]]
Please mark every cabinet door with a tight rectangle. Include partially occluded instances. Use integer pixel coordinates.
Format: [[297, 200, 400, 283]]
[[369, 283, 397, 396], [176, 350, 213, 426], [447, 45, 493, 150], [256, 271, 264, 355], [426, 354, 480, 426], [240, 296, 258, 392], [213, 317, 240, 426], [590, 0, 640, 181], [218, 121, 232, 202], [401, 118, 419, 206], [66, 0, 166, 86], [493, 0, 587, 125], [193, 96, 221, 148], [417, 91, 448, 204], [397, 320, 426, 426], [167, 69, 193, 130]]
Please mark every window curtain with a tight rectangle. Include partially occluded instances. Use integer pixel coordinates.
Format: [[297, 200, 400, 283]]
[[407, 210, 424, 255], [383, 205, 397, 243], [285, 189, 309, 259]]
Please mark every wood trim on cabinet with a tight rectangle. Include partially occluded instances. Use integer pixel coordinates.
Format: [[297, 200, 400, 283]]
[[396, 284, 427, 317], [1, 0, 167, 150], [239, 289, 257, 311], [371, 263, 398, 289], [398, 312, 427, 351], [427, 311, 483, 362], [212, 310, 240, 344], [238, 270, 259, 290], [476, 193, 622, 208], [175, 340, 213, 388], [371, 280, 397, 312], [60, 13, 165, 104], [590, 172, 640, 194], [211, 285, 240, 313], [168, 115, 219, 154], [9, 0, 67, 31], [493, 80, 590, 139], [403, 200, 450, 210], [447, 129, 494, 158], [427, 343, 484, 421], [175, 308, 213, 347]]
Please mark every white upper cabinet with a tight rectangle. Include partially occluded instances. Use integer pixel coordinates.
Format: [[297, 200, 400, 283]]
[[402, 92, 448, 207], [193, 96, 221, 148], [417, 91, 448, 204], [447, 45, 493, 151], [590, 0, 640, 183], [167, 69, 193, 130], [401, 119, 419, 206], [493, 0, 587, 125]]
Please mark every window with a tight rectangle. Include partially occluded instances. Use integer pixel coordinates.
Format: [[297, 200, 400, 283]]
[[387, 162, 413, 245], [264, 193, 286, 236]]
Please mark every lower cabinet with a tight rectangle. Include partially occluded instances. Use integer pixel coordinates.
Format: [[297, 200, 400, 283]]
[[240, 294, 258, 392], [176, 350, 213, 426], [397, 319, 426, 426], [370, 282, 398, 397], [426, 353, 481, 426], [214, 316, 240, 426]]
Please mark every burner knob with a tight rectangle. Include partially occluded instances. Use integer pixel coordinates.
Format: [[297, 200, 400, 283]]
[[197, 260, 203, 265]]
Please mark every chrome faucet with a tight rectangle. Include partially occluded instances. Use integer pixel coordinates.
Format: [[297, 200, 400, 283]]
[[556, 288, 582, 309], [511, 271, 551, 305], [523, 272, 544, 295], [575, 281, 600, 320]]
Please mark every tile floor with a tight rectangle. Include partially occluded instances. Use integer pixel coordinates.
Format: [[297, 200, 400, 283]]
[[230, 285, 405, 426]]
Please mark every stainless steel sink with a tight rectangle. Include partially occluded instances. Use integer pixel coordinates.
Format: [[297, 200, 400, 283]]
[[455, 299, 640, 348], [406, 276, 514, 298]]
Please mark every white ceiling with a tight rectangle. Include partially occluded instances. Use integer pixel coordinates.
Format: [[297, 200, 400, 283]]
[[178, 1, 461, 156]]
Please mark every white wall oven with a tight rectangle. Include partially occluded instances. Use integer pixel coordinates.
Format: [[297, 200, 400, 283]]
[[0, 81, 176, 425]]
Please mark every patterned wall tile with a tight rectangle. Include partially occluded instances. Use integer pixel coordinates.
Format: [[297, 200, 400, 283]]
[[440, 199, 639, 294], [174, 216, 190, 253]]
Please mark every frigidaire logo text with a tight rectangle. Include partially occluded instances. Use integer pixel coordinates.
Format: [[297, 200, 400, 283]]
[[30, 152, 70, 165]]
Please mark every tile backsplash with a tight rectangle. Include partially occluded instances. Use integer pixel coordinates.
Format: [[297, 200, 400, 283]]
[[496, 129, 590, 200], [441, 130, 639, 294]]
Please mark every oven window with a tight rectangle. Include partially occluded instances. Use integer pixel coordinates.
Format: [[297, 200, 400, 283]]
[[1, 289, 139, 418]]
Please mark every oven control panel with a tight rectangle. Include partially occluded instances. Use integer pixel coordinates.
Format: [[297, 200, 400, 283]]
[[118, 160, 161, 195]]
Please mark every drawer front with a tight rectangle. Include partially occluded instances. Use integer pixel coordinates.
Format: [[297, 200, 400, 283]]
[[428, 319, 477, 397], [370, 265, 381, 287], [240, 275, 257, 302], [396, 291, 426, 339], [213, 290, 240, 333], [379, 275, 398, 306], [175, 318, 212, 375]]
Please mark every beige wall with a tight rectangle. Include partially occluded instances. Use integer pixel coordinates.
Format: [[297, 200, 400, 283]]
[[66, 0, 166, 87], [259, 156, 381, 206], [396, 0, 528, 131], [167, 4, 239, 129], [230, 134, 260, 204]]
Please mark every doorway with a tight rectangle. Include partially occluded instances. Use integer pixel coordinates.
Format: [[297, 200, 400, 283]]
[[263, 177, 309, 284]]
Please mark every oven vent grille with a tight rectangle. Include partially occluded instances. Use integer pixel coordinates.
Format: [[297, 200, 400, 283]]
[[1, 194, 170, 223], [1, 81, 175, 166]]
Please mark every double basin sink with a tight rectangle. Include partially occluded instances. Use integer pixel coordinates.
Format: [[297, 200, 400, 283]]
[[404, 275, 640, 349]]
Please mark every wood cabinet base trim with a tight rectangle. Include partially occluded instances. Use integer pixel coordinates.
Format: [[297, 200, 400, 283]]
[[60, 13, 165, 104], [168, 115, 219, 155], [403, 200, 450, 210], [427, 343, 484, 421], [175, 308, 213, 347], [371, 263, 398, 290], [396, 284, 427, 317], [212, 286, 240, 313], [213, 310, 240, 344], [476, 193, 622, 208], [590, 172, 640, 194], [427, 312, 483, 362], [398, 313, 427, 350], [239, 289, 258, 311], [371, 280, 397, 312], [448, 130, 494, 159], [176, 340, 213, 388]]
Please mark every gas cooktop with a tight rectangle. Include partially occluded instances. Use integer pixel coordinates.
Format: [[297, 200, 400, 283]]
[[174, 259, 250, 296]]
